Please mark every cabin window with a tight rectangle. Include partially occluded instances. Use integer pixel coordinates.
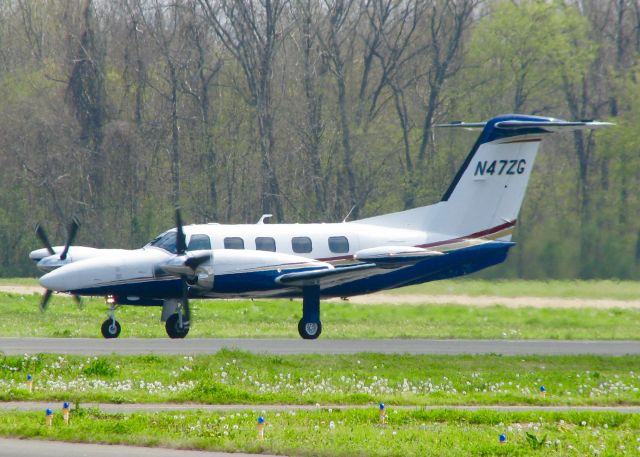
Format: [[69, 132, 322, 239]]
[[187, 234, 211, 251], [328, 236, 349, 253], [292, 236, 312, 253], [255, 237, 276, 252], [224, 237, 245, 249], [148, 231, 177, 254]]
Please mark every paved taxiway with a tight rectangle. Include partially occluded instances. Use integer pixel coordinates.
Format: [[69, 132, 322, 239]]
[[0, 337, 639, 355], [0, 438, 279, 457]]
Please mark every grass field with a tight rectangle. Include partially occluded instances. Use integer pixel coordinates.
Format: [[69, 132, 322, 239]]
[[2, 279, 640, 455], [0, 291, 638, 339], [1, 352, 638, 406], [390, 279, 640, 300], [1, 408, 639, 456]]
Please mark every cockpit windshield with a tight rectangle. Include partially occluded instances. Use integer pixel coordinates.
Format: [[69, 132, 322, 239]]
[[146, 231, 178, 254]]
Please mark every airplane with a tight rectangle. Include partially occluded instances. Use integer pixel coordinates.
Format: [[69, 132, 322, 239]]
[[30, 114, 611, 340]]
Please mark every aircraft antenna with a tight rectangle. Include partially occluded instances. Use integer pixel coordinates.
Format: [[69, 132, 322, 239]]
[[342, 205, 357, 223]]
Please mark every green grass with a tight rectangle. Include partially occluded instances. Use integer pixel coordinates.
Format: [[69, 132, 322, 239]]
[[0, 277, 38, 286], [1, 291, 639, 339], [1, 408, 639, 456], [1, 352, 639, 406], [393, 279, 640, 300]]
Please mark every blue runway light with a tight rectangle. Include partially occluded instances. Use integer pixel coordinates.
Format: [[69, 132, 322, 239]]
[[499, 433, 506, 443]]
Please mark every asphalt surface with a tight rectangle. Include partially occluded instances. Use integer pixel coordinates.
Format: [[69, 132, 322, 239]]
[[0, 439, 279, 457], [1, 337, 639, 355]]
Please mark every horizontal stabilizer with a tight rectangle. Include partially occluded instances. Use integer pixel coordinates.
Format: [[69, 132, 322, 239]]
[[434, 121, 486, 130], [435, 117, 613, 132], [494, 120, 613, 131]]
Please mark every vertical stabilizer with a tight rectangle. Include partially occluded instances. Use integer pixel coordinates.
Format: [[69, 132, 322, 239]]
[[355, 115, 611, 240]]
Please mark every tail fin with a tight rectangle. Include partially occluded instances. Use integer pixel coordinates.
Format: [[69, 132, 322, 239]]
[[355, 114, 611, 239]]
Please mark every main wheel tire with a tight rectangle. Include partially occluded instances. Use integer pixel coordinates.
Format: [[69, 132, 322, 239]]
[[101, 319, 121, 339], [165, 313, 190, 339], [298, 319, 322, 340]]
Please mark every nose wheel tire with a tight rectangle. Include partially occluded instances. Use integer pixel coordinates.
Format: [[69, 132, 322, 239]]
[[101, 319, 121, 339], [166, 313, 190, 339], [298, 319, 322, 340]]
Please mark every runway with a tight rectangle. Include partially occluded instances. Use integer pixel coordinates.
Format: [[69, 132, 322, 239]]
[[1, 337, 639, 355], [0, 438, 277, 457]]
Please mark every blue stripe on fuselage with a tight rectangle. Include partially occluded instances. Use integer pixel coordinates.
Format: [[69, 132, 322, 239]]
[[70, 241, 514, 302]]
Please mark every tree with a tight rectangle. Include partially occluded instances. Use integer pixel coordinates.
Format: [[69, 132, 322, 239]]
[[199, 0, 286, 221], [66, 0, 107, 218]]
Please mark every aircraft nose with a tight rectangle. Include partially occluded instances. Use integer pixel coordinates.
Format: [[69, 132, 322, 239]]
[[39, 268, 72, 292]]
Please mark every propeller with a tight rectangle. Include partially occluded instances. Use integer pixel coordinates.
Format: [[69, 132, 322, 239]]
[[59, 217, 80, 261], [40, 289, 53, 312], [35, 224, 55, 256], [170, 208, 212, 329], [175, 207, 190, 327], [34, 217, 83, 312], [34, 217, 81, 261]]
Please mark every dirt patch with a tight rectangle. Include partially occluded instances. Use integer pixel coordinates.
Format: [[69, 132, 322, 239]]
[[0, 285, 42, 295], [331, 293, 640, 309]]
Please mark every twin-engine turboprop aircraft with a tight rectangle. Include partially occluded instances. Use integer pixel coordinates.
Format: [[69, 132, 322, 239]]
[[30, 114, 611, 340]]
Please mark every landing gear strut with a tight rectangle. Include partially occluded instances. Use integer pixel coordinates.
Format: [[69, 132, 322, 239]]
[[165, 301, 190, 339], [298, 285, 322, 339], [101, 302, 121, 339]]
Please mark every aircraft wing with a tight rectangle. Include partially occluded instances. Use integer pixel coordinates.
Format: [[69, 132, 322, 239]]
[[275, 246, 442, 289], [275, 263, 381, 288]]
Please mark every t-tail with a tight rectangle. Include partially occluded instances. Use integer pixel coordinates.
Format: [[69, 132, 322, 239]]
[[356, 114, 611, 241]]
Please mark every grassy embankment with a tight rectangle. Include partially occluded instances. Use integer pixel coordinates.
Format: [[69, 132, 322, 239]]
[[1, 408, 639, 456], [1, 351, 638, 406], [0, 289, 637, 339]]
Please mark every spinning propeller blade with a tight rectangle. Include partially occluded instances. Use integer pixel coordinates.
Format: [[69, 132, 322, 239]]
[[72, 294, 83, 309], [35, 224, 55, 255], [184, 252, 211, 271], [180, 274, 191, 326], [174, 207, 194, 328], [59, 217, 80, 261], [175, 208, 187, 255], [35, 216, 82, 313], [40, 289, 53, 313]]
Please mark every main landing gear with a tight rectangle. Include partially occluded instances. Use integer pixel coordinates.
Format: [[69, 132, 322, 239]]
[[165, 311, 189, 339], [161, 299, 190, 339], [101, 302, 121, 339], [298, 285, 322, 340]]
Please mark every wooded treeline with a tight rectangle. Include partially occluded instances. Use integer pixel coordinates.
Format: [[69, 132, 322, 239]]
[[1, 0, 639, 279]]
